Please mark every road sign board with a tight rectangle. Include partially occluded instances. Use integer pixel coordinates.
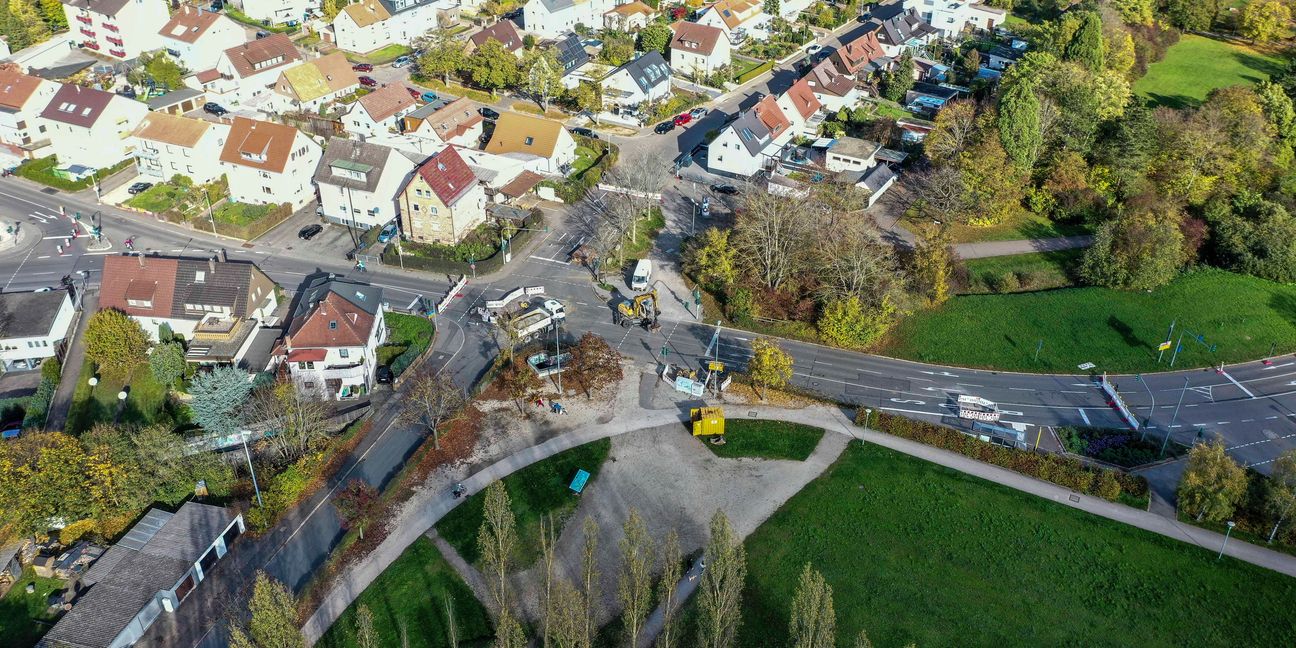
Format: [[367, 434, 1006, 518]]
[[1158, 341, 1172, 351], [1077, 362, 1096, 370]]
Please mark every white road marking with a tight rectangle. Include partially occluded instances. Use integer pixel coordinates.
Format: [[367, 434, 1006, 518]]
[[1218, 370, 1256, 399], [1078, 408, 1090, 425], [36, 255, 48, 259], [1009, 387, 1033, 391], [919, 370, 960, 378], [889, 398, 925, 405], [1061, 390, 1087, 394], [956, 383, 984, 388], [1268, 416, 1280, 420]]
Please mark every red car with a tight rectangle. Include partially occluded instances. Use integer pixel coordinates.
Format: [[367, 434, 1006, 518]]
[[351, 63, 374, 72], [406, 86, 421, 99], [673, 112, 692, 126], [358, 76, 378, 88]]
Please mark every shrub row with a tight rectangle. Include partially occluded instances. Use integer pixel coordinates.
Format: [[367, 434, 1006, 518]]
[[381, 210, 545, 276], [861, 411, 1148, 502]]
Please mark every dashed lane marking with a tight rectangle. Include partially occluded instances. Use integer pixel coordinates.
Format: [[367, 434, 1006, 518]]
[[1078, 408, 1090, 425]]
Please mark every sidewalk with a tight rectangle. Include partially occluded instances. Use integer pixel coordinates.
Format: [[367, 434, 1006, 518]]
[[955, 235, 1095, 260], [45, 290, 95, 432], [300, 394, 1296, 645]]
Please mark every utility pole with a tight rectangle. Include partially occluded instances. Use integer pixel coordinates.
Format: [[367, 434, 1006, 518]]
[[1161, 376, 1188, 457], [241, 432, 263, 508], [1159, 319, 1176, 363], [554, 319, 562, 395], [204, 188, 216, 235]]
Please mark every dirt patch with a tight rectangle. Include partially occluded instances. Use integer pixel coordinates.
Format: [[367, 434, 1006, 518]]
[[511, 422, 851, 624]]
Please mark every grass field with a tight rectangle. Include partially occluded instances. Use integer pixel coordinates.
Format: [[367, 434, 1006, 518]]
[[316, 537, 492, 648], [1134, 35, 1287, 108], [705, 419, 824, 461], [435, 438, 610, 566], [959, 249, 1082, 294], [883, 268, 1296, 372], [0, 572, 64, 647], [65, 362, 174, 435], [730, 442, 1296, 647]]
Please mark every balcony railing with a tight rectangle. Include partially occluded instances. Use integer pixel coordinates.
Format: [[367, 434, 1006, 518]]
[[79, 27, 95, 37], [75, 15, 92, 24], [102, 22, 119, 32], [109, 48, 126, 58], [82, 41, 100, 50], [106, 36, 123, 46]]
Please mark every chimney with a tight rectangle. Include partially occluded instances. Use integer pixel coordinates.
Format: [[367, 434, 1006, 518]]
[[208, 256, 216, 273], [219, 248, 228, 262], [137, 251, 145, 268]]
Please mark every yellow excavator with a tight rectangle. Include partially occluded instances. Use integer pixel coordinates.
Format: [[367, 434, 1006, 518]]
[[614, 289, 660, 331]]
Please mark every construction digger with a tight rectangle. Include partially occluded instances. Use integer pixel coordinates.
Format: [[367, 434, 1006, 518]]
[[613, 289, 661, 331]]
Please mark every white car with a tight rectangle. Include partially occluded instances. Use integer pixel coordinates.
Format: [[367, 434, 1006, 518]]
[[689, 107, 708, 119], [806, 43, 822, 53]]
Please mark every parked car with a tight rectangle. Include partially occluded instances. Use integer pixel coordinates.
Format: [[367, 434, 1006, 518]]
[[569, 127, 597, 139], [298, 224, 323, 240], [700, 196, 710, 217], [376, 365, 394, 384], [806, 43, 821, 53], [710, 183, 738, 195], [358, 76, 378, 88], [406, 86, 422, 99], [377, 222, 399, 243], [392, 55, 414, 68], [479, 106, 500, 120], [203, 102, 228, 116], [209, 0, 223, 10], [351, 63, 374, 72], [127, 182, 153, 195], [673, 112, 692, 126], [689, 107, 708, 119], [654, 120, 675, 134], [255, 30, 269, 39], [421, 91, 438, 103]]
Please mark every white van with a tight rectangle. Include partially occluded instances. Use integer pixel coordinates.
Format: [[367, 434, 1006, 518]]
[[630, 259, 652, 291]]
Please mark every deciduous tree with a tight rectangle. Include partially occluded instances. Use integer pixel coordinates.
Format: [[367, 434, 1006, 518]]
[[356, 604, 378, 648], [574, 79, 605, 117], [189, 365, 253, 437], [789, 563, 836, 648], [494, 610, 526, 648], [685, 227, 738, 289], [910, 225, 954, 305], [468, 38, 521, 92], [1266, 449, 1296, 543], [522, 47, 564, 111], [746, 337, 792, 400], [817, 295, 895, 349], [922, 100, 977, 165], [697, 510, 746, 648], [881, 52, 914, 103], [497, 360, 543, 415], [85, 309, 150, 378], [618, 509, 655, 646], [656, 529, 683, 648], [400, 369, 466, 449], [733, 190, 808, 290], [1079, 205, 1185, 290], [148, 340, 186, 388], [579, 517, 600, 643], [852, 630, 874, 648], [567, 332, 622, 398], [335, 479, 381, 540], [236, 571, 305, 648], [1178, 438, 1247, 522], [247, 380, 331, 463], [416, 27, 466, 84], [1241, 0, 1291, 43], [638, 23, 672, 55], [478, 481, 518, 612]]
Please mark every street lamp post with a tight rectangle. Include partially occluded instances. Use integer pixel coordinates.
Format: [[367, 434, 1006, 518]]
[[1162, 376, 1189, 457], [241, 431, 264, 508], [1218, 520, 1236, 560], [204, 189, 216, 235], [1135, 374, 1155, 440]]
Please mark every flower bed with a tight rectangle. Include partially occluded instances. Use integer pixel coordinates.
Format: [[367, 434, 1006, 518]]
[[1057, 425, 1187, 468]]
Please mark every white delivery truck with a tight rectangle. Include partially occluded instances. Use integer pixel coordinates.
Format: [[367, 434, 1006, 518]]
[[630, 259, 652, 290]]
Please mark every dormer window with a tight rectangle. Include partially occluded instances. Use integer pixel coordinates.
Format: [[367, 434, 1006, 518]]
[[241, 150, 267, 162], [195, 270, 206, 283], [329, 320, 337, 329]]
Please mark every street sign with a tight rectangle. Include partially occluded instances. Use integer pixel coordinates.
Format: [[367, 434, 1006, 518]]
[[1077, 362, 1096, 370], [1158, 340, 1172, 351], [707, 361, 724, 372]]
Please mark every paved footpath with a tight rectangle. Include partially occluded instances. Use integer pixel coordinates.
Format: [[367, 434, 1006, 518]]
[[301, 401, 1296, 645], [955, 234, 1095, 259]]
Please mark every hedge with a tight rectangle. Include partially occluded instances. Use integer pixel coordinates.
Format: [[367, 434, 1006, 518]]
[[860, 411, 1147, 503], [382, 210, 546, 277], [736, 60, 775, 84], [22, 377, 56, 428]]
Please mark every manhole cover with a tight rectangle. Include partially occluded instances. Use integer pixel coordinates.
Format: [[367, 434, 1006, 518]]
[[1068, 494, 1081, 503], [748, 410, 757, 417]]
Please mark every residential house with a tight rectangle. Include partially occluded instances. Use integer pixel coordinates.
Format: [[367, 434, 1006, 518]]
[[603, 1, 653, 30], [467, 20, 523, 55], [219, 116, 323, 210], [775, 76, 822, 137], [315, 137, 418, 229], [553, 32, 591, 88], [602, 51, 671, 107], [0, 66, 58, 155], [982, 46, 1021, 71], [39, 84, 147, 170], [0, 290, 74, 371], [62, 0, 168, 60], [402, 96, 484, 147], [669, 21, 729, 79], [853, 163, 896, 206], [278, 276, 386, 400], [158, 5, 246, 72], [696, 0, 764, 40], [483, 111, 576, 174], [803, 59, 862, 111], [905, 81, 961, 114], [239, 0, 314, 24], [200, 34, 304, 108], [331, 0, 454, 54], [900, 0, 1005, 37], [863, 4, 939, 56], [832, 30, 889, 79], [38, 503, 244, 648], [707, 94, 791, 178], [398, 145, 486, 244], [272, 52, 360, 113], [344, 82, 418, 138], [99, 254, 279, 364], [821, 136, 881, 173], [456, 147, 528, 191], [132, 112, 230, 185], [524, 0, 619, 39]]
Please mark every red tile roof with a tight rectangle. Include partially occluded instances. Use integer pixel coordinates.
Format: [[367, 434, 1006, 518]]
[[285, 292, 374, 348], [415, 146, 476, 207], [39, 84, 115, 128], [357, 82, 416, 122], [670, 21, 724, 57], [99, 256, 179, 318], [783, 77, 822, 121], [0, 66, 45, 111], [219, 117, 300, 174], [470, 21, 522, 52], [834, 31, 885, 75], [286, 348, 327, 362], [159, 5, 224, 44], [222, 33, 301, 80], [753, 95, 789, 139]]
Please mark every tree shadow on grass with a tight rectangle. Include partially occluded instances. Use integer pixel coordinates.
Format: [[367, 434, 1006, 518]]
[[1267, 291, 1296, 329], [1107, 315, 1149, 352]]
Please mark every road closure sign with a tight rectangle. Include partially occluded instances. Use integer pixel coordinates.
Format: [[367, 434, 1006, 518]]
[[1158, 340, 1173, 351]]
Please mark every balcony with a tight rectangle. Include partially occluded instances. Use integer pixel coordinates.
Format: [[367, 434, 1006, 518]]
[[109, 48, 126, 58], [75, 14, 92, 24], [102, 22, 119, 32], [82, 41, 100, 50], [106, 36, 123, 47], [79, 27, 95, 38]]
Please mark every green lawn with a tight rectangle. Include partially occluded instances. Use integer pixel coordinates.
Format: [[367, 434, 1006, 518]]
[[16, 157, 133, 192], [1134, 35, 1287, 108], [346, 44, 412, 64], [883, 268, 1296, 372], [377, 312, 435, 373], [704, 419, 824, 461], [0, 572, 64, 647], [412, 78, 496, 104], [65, 362, 174, 435], [435, 438, 611, 567], [960, 249, 1083, 294], [729, 442, 1296, 647], [316, 537, 492, 648], [126, 182, 188, 213], [212, 201, 273, 226]]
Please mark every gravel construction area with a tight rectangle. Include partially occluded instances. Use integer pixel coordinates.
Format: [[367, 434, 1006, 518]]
[[512, 419, 851, 624]]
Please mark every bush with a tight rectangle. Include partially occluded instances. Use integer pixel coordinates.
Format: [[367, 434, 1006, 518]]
[[23, 378, 56, 428], [40, 358, 61, 383], [862, 411, 1147, 503], [1057, 425, 1183, 467], [726, 286, 756, 320], [247, 454, 322, 532]]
